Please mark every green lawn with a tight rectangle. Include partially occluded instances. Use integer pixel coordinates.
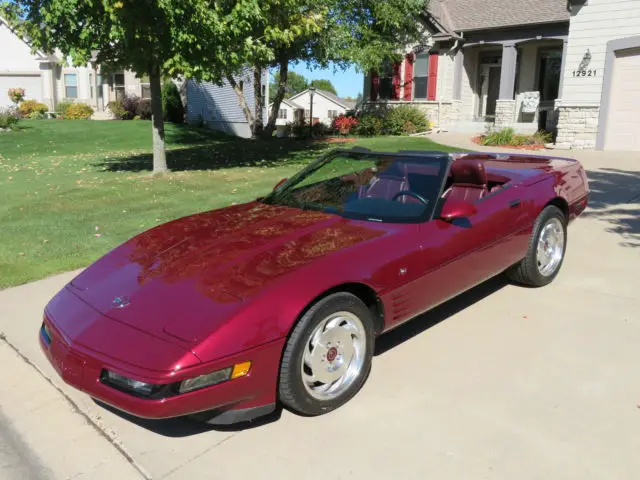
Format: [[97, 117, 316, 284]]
[[0, 120, 463, 288]]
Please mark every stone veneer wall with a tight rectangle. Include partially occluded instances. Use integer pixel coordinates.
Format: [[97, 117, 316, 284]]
[[554, 105, 600, 149], [494, 100, 516, 127]]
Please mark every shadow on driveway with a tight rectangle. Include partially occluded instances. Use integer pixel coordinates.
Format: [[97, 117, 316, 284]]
[[583, 168, 640, 248]]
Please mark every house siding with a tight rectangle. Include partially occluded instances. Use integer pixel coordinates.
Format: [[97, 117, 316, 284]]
[[289, 90, 347, 125], [186, 67, 268, 138]]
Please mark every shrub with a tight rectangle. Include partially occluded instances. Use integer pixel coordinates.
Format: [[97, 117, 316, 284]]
[[121, 95, 139, 119], [332, 115, 358, 134], [292, 121, 309, 138], [312, 122, 330, 137], [64, 103, 93, 119], [8, 88, 25, 104], [28, 111, 46, 120], [107, 100, 127, 120], [481, 127, 517, 146], [0, 107, 19, 129], [382, 105, 429, 136], [56, 100, 74, 117], [136, 99, 152, 120], [18, 100, 48, 117], [162, 80, 184, 123], [354, 114, 383, 136]]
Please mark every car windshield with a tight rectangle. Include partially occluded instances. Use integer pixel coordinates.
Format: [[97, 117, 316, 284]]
[[262, 151, 449, 223]]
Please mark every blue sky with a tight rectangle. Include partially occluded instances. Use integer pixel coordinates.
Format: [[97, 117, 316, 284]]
[[285, 63, 364, 98]]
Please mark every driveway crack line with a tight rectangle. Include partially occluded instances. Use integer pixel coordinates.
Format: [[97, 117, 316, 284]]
[[158, 433, 237, 479]]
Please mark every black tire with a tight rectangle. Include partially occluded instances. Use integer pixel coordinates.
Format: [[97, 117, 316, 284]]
[[278, 292, 375, 417], [506, 205, 567, 287]]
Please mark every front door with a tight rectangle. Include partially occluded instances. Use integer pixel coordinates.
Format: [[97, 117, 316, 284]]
[[485, 67, 501, 117]]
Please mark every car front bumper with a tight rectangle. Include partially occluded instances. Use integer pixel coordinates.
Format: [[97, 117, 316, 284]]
[[39, 315, 284, 424]]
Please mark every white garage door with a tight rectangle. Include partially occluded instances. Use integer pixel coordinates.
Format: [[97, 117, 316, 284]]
[[0, 74, 43, 108], [604, 48, 640, 151]]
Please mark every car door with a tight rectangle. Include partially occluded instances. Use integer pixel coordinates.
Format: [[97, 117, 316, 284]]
[[410, 184, 532, 316]]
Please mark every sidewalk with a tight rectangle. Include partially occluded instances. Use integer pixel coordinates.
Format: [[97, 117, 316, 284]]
[[0, 333, 145, 480]]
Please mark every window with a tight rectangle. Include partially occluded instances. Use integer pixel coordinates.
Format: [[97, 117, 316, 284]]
[[328, 110, 339, 119], [113, 73, 125, 101], [378, 61, 394, 100], [304, 109, 310, 121], [140, 75, 151, 99], [413, 54, 429, 100], [278, 108, 287, 119], [64, 73, 78, 98]]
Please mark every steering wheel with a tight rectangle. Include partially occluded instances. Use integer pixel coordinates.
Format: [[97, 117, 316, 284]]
[[391, 190, 428, 205]]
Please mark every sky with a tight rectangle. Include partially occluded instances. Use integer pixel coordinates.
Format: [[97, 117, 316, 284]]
[[286, 62, 364, 98]]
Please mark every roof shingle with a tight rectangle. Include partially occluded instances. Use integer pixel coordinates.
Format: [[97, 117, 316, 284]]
[[428, 0, 569, 32]]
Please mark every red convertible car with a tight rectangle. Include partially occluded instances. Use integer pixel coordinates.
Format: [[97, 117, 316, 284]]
[[40, 148, 589, 425]]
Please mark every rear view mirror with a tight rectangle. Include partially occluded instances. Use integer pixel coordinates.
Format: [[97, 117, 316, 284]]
[[439, 199, 477, 221]]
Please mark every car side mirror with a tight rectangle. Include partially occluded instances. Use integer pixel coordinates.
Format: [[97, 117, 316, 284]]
[[274, 178, 288, 191], [439, 199, 477, 221]]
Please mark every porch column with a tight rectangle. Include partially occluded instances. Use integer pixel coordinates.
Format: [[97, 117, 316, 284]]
[[557, 37, 569, 99], [495, 42, 518, 127], [498, 42, 517, 100], [452, 49, 464, 100]]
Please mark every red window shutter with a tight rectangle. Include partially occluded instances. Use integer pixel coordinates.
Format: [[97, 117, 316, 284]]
[[403, 53, 414, 100], [370, 71, 379, 101], [427, 53, 439, 101], [392, 61, 401, 100]]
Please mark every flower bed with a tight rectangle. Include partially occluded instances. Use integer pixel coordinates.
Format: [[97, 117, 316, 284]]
[[471, 135, 547, 150], [473, 127, 552, 150]]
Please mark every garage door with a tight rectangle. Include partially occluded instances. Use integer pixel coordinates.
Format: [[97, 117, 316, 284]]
[[0, 74, 43, 108], [604, 47, 640, 151]]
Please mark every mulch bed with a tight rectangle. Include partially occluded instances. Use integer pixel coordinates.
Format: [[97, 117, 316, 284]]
[[471, 135, 547, 150], [315, 137, 358, 144]]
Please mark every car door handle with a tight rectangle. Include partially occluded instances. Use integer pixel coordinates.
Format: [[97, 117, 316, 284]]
[[509, 199, 521, 208]]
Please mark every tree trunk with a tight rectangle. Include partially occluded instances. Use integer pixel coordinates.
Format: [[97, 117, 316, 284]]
[[263, 57, 289, 138], [253, 66, 264, 136], [227, 74, 255, 135], [149, 66, 167, 173]]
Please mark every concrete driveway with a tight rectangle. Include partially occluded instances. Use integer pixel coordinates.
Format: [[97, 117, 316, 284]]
[[0, 144, 638, 480]]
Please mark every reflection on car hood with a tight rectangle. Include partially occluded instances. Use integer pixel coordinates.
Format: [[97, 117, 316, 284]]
[[69, 202, 386, 343]]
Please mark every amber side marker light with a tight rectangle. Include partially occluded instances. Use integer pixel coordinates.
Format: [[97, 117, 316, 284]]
[[231, 361, 252, 379]]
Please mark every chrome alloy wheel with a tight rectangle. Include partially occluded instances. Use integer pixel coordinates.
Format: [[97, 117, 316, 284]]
[[301, 311, 367, 400], [536, 217, 565, 277]]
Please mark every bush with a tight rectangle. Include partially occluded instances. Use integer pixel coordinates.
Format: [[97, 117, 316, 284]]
[[64, 103, 93, 119], [162, 80, 184, 123], [136, 99, 152, 120], [332, 115, 358, 135], [121, 95, 139, 119], [107, 101, 127, 120], [18, 99, 48, 117], [292, 121, 309, 138], [8, 88, 25, 104], [480, 127, 552, 147], [28, 111, 46, 120], [354, 114, 383, 136], [312, 122, 329, 137], [382, 105, 429, 136], [56, 100, 74, 117], [0, 107, 19, 129]]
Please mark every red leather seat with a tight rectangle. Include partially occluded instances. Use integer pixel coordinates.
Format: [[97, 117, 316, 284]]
[[442, 159, 489, 202]]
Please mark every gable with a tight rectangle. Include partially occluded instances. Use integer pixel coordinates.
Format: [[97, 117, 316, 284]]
[[0, 20, 47, 72]]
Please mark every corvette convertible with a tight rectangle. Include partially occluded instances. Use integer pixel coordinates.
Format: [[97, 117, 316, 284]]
[[40, 148, 589, 425]]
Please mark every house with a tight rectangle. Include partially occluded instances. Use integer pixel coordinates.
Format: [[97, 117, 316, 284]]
[[364, 0, 640, 151], [185, 67, 269, 138], [270, 98, 305, 126], [287, 88, 357, 125], [555, 0, 640, 151], [1, 15, 154, 112]]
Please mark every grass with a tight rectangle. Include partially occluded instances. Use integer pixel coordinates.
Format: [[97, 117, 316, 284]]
[[0, 120, 462, 289]]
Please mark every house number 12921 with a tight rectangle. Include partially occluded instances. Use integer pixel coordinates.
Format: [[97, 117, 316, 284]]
[[573, 69, 597, 77]]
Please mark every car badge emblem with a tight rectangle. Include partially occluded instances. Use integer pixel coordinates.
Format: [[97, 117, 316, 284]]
[[111, 296, 131, 309]]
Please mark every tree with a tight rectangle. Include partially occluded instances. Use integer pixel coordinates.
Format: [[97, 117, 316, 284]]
[[261, 0, 430, 136], [309, 79, 337, 95], [269, 71, 309, 99], [1, 0, 316, 171]]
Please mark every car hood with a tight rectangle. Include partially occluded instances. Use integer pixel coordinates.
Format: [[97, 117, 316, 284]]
[[69, 202, 386, 344]]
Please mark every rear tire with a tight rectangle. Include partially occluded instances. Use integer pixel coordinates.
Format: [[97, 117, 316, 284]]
[[506, 205, 567, 287], [278, 292, 374, 417]]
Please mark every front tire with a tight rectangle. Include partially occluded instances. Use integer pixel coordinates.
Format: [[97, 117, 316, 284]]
[[506, 205, 567, 287], [278, 292, 374, 417]]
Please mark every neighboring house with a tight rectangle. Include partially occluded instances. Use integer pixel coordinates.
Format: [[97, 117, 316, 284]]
[[287, 89, 357, 125], [363, 0, 640, 151], [556, 0, 640, 151], [186, 67, 269, 138], [1, 15, 153, 112], [270, 98, 305, 126]]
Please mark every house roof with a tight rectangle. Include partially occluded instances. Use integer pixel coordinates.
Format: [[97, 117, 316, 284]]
[[268, 98, 304, 109], [289, 88, 356, 110], [427, 0, 569, 32], [0, 15, 58, 62]]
